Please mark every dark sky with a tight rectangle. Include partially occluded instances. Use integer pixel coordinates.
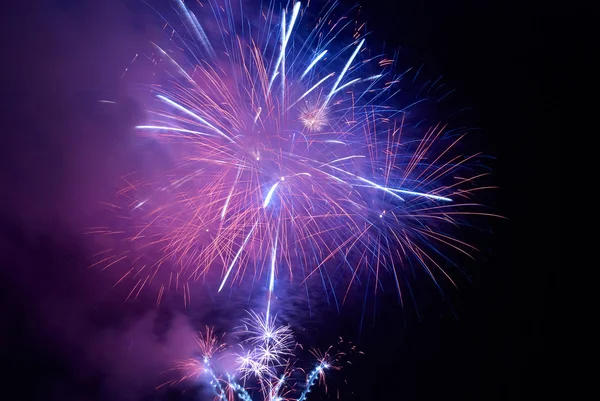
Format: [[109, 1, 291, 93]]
[[1, 0, 563, 400]]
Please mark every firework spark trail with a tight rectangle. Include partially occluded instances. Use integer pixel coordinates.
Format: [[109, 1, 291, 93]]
[[90, 0, 499, 310], [265, 235, 278, 322], [296, 364, 325, 401]]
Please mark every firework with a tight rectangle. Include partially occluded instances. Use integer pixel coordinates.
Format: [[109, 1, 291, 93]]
[[171, 311, 348, 401], [89, 0, 498, 310], [236, 310, 295, 372]]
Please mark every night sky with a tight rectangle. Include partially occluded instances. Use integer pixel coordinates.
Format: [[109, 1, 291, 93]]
[[1, 0, 561, 400]]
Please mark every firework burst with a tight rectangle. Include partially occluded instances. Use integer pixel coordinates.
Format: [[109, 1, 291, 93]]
[[88, 0, 499, 311], [170, 311, 350, 401], [236, 311, 295, 371]]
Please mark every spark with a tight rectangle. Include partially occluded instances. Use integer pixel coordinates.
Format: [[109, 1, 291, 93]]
[[301, 50, 328, 79], [324, 38, 365, 107], [263, 182, 280, 209]]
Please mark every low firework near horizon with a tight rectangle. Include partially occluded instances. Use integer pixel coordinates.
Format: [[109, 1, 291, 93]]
[[163, 310, 354, 401], [88, 0, 498, 315]]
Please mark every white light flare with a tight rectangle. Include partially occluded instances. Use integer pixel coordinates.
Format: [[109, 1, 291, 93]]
[[156, 95, 234, 143], [323, 164, 453, 202], [265, 238, 278, 322], [324, 38, 365, 107], [268, 1, 302, 90], [263, 182, 280, 208], [301, 49, 328, 78]]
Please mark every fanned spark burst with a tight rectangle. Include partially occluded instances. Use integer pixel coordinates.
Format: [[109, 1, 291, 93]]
[[168, 326, 229, 385], [88, 0, 500, 311], [236, 311, 295, 371], [167, 311, 352, 401]]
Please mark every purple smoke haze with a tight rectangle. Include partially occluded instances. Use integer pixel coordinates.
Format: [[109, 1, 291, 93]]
[[0, 2, 208, 400]]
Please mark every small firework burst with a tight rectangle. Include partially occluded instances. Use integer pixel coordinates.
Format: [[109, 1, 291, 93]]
[[171, 311, 350, 401], [298, 103, 328, 132]]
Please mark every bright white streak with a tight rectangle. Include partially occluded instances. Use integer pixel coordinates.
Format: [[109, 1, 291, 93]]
[[135, 125, 214, 137], [221, 187, 234, 220], [324, 140, 347, 145], [356, 177, 405, 200], [133, 199, 147, 210], [321, 155, 366, 166], [269, 243, 277, 292], [265, 238, 278, 322], [221, 168, 242, 220], [280, 13, 287, 103], [263, 182, 280, 208], [301, 50, 328, 78], [289, 72, 334, 108], [325, 164, 453, 202], [331, 73, 383, 95], [324, 38, 365, 107], [156, 95, 234, 143], [268, 2, 301, 89], [331, 78, 360, 95], [325, 164, 404, 201], [218, 222, 258, 292], [389, 188, 453, 202]]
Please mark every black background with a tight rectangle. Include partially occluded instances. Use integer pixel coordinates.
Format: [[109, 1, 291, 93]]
[[1, 0, 563, 400]]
